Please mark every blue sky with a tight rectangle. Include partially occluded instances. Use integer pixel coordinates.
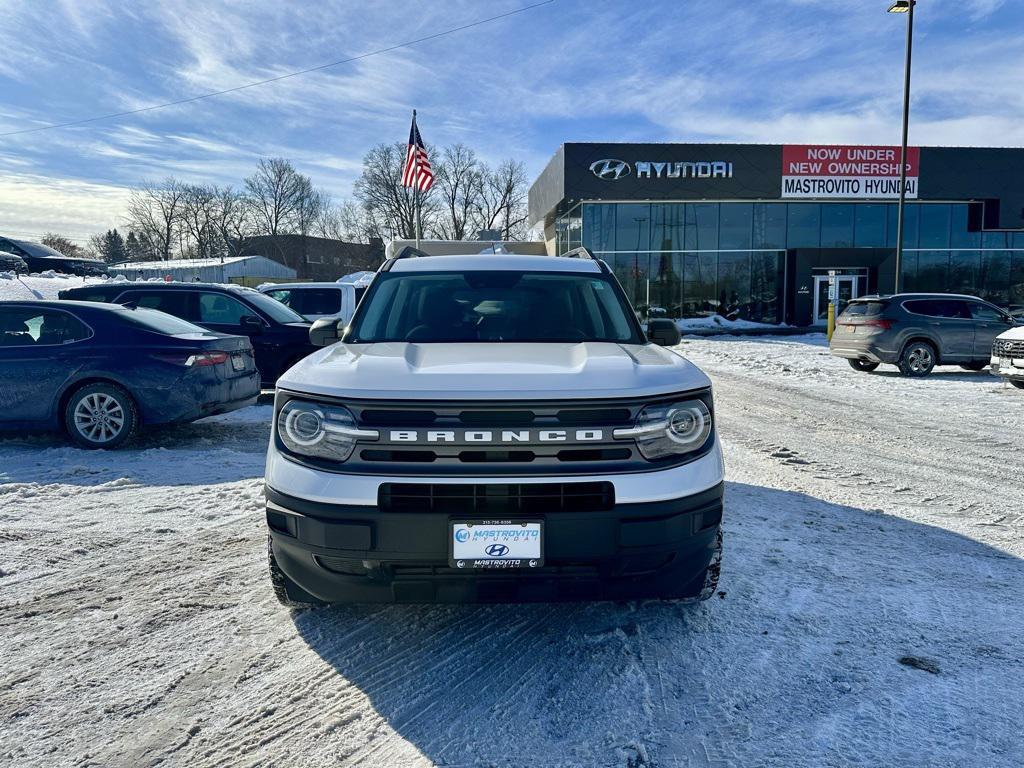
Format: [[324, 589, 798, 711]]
[[0, 0, 1021, 243]]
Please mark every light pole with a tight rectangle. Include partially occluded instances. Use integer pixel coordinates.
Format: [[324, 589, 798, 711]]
[[889, 0, 915, 294]]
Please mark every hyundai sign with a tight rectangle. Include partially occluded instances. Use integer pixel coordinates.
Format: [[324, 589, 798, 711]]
[[781, 145, 919, 199]]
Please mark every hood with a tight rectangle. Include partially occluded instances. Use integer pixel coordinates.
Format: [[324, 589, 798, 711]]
[[997, 325, 1024, 341], [278, 342, 711, 400]]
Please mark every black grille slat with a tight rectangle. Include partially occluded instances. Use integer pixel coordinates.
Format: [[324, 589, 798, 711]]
[[458, 450, 536, 463], [361, 410, 437, 425], [361, 449, 437, 463], [379, 482, 615, 514], [555, 408, 633, 425], [459, 410, 535, 426]]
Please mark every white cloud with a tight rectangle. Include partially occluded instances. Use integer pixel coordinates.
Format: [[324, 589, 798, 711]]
[[0, 173, 131, 242]]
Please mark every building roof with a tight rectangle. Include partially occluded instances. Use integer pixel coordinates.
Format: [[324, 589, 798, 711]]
[[389, 254, 600, 274], [111, 256, 255, 270]]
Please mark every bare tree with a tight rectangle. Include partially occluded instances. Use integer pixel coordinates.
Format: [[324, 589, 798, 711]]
[[41, 233, 85, 257], [244, 158, 315, 236], [125, 179, 186, 261], [432, 143, 482, 240], [476, 160, 530, 240], [353, 142, 437, 240], [181, 184, 221, 260], [244, 158, 319, 268], [212, 186, 253, 258]]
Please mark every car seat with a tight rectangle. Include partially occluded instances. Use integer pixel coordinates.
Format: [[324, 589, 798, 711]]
[[0, 314, 34, 346]]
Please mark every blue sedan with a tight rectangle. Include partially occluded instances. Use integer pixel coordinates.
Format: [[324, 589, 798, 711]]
[[0, 300, 260, 448]]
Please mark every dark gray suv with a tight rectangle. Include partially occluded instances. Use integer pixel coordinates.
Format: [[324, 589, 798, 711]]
[[830, 293, 1018, 377]]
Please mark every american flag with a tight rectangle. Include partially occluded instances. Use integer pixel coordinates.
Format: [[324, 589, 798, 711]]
[[401, 110, 434, 192]]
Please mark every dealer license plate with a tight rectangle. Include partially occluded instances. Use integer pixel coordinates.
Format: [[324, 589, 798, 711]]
[[450, 520, 543, 569], [231, 353, 246, 371]]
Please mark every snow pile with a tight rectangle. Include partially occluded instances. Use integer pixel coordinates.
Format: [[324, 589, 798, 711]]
[[0, 272, 99, 301], [676, 314, 785, 332]]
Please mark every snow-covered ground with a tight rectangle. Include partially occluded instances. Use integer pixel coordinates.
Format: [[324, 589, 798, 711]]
[[2, 336, 1023, 767]]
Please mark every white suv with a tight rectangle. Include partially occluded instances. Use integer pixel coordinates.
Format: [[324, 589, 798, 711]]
[[992, 326, 1024, 389], [259, 272, 373, 323], [264, 248, 724, 605]]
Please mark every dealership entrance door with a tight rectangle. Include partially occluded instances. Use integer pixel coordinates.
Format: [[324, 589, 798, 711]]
[[812, 275, 858, 325]]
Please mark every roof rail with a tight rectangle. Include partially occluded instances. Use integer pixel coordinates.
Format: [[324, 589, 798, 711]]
[[392, 245, 432, 260], [559, 246, 597, 260]]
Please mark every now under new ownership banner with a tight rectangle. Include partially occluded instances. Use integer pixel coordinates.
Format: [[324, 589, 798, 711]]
[[782, 144, 920, 199]]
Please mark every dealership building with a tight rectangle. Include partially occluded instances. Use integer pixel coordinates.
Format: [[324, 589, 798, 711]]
[[528, 143, 1024, 326]]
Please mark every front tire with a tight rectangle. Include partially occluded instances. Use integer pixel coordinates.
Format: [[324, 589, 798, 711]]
[[898, 341, 937, 377], [1011, 381, 1024, 390], [64, 383, 138, 449], [676, 529, 723, 603], [847, 359, 880, 372], [268, 536, 324, 609]]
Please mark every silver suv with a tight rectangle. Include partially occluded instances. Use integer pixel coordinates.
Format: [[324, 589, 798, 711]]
[[830, 293, 1018, 377]]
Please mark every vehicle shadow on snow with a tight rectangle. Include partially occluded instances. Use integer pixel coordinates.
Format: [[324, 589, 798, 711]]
[[292, 481, 1024, 768], [0, 406, 271, 487]]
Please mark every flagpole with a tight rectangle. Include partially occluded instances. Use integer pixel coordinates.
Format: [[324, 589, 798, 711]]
[[413, 109, 421, 249]]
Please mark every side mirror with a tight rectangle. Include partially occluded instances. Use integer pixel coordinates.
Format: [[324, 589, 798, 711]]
[[309, 317, 344, 347], [647, 318, 681, 347], [240, 315, 263, 332]]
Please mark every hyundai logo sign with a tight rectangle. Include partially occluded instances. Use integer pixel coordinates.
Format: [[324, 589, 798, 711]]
[[589, 159, 631, 180], [589, 159, 735, 181], [485, 544, 510, 557]]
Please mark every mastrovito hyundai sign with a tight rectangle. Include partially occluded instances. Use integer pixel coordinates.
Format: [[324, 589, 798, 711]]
[[781, 144, 919, 199]]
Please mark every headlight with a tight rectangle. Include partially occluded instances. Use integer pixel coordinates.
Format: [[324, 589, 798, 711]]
[[614, 399, 712, 460], [276, 399, 377, 463]]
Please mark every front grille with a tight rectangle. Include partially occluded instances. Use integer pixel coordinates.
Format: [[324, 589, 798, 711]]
[[347, 399, 650, 475], [994, 339, 1024, 357], [378, 482, 615, 514]]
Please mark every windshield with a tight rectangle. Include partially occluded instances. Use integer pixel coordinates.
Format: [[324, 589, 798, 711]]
[[347, 270, 645, 344], [243, 291, 307, 324]]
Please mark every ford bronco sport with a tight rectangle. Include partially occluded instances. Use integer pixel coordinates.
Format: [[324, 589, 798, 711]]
[[264, 247, 725, 604]]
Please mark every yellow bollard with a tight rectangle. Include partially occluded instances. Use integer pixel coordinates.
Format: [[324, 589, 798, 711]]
[[827, 302, 836, 340]]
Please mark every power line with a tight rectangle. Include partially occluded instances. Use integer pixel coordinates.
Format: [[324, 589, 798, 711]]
[[0, 1, 555, 138]]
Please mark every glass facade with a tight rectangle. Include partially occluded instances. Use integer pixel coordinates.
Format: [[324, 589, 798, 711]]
[[555, 201, 1024, 324]]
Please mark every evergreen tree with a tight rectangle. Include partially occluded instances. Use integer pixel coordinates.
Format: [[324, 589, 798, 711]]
[[124, 231, 144, 261], [101, 229, 127, 263]]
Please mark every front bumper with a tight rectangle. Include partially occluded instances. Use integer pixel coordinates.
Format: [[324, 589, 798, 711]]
[[264, 442, 726, 603], [267, 481, 724, 603], [991, 356, 1024, 381]]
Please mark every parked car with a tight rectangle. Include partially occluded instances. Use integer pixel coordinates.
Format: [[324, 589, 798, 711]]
[[264, 247, 721, 606], [58, 282, 316, 385], [0, 301, 259, 448], [259, 278, 370, 323], [830, 293, 1019, 377], [991, 326, 1024, 389], [0, 250, 29, 274], [0, 237, 108, 276]]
